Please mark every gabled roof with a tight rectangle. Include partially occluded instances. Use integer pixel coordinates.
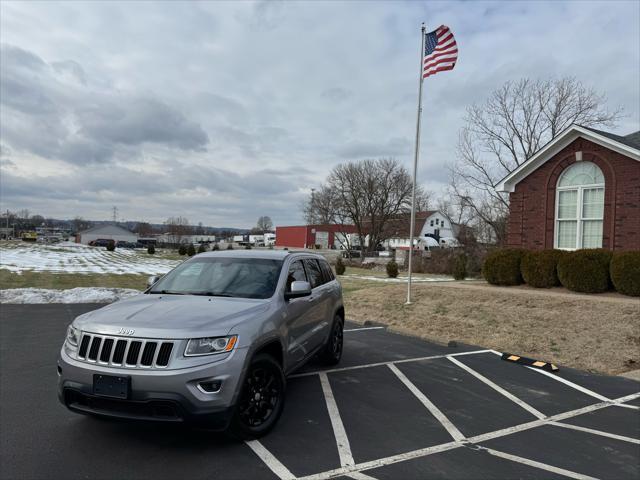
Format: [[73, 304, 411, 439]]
[[381, 211, 438, 238], [78, 224, 136, 236], [496, 124, 640, 193]]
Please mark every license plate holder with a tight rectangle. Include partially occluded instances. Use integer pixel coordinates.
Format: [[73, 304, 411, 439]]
[[93, 374, 130, 399]]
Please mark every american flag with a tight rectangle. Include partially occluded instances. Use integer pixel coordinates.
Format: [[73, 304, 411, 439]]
[[423, 25, 458, 79]]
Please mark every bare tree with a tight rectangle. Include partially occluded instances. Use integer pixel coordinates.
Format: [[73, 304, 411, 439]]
[[256, 216, 273, 233], [165, 216, 191, 245], [452, 77, 622, 244], [310, 158, 421, 254]]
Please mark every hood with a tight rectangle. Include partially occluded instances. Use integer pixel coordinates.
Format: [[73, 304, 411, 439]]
[[74, 293, 270, 339]]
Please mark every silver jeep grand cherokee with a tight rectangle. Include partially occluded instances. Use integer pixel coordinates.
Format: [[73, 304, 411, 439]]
[[58, 250, 344, 438]]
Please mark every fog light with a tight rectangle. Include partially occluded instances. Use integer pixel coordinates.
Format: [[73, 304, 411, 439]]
[[198, 380, 222, 393]]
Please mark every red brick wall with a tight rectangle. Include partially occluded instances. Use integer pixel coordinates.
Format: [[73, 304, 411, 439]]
[[506, 138, 640, 251]]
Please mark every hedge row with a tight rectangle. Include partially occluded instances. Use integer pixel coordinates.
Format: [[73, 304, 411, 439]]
[[483, 248, 639, 296]]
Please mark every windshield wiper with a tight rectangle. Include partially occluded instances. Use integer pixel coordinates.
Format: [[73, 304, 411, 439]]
[[190, 291, 234, 297]]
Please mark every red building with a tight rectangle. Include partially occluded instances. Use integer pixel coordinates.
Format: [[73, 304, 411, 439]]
[[275, 224, 357, 249], [497, 124, 639, 251]]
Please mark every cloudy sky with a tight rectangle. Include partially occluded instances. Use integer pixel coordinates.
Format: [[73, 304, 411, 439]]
[[1, 1, 638, 228]]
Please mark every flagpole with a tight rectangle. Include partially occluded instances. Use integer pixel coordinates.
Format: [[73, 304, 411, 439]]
[[406, 23, 426, 305]]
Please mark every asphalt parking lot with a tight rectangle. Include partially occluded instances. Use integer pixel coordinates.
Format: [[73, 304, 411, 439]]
[[1, 304, 639, 480]]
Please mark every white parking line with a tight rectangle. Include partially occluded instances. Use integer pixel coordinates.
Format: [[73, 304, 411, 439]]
[[290, 349, 493, 378], [245, 440, 296, 480], [478, 446, 599, 480], [319, 372, 355, 467], [345, 471, 379, 480], [343, 327, 385, 332], [488, 349, 631, 405], [388, 363, 466, 442], [447, 356, 547, 420], [524, 366, 611, 402], [549, 421, 640, 444], [297, 441, 460, 480]]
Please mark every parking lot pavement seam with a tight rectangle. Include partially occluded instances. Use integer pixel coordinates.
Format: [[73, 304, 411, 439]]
[[319, 372, 355, 467], [447, 356, 547, 420], [294, 394, 636, 480], [547, 421, 640, 444], [289, 349, 493, 379], [474, 446, 600, 480], [245, 439, 297, 480], [387, 363, 466, 442]]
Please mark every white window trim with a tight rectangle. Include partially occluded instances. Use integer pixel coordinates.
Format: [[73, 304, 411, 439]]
[[554, 181, 604, 250]]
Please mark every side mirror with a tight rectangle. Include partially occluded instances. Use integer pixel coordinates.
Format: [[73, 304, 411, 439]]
[[284, 281, 312, 300], [147, 275, 161, 288]]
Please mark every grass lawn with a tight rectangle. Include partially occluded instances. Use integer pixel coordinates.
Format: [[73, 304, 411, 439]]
[[344, 281, 640, 376], [0, 270, 148, 290]]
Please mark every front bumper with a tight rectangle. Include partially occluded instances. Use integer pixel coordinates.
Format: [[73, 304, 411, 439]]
[[57, 345, 249, 429]]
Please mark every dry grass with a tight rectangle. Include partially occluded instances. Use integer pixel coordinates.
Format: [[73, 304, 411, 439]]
[[344, 281, 640, 375], [0, 270, 148, 290]]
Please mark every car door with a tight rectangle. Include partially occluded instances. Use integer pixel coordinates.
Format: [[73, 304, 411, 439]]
[[283, 259, 315, 366], [302, 258, 332, 352]]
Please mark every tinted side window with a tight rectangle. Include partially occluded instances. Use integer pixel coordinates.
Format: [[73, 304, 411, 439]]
[[286, 260, 307, 291], [303, 259, 324, 288], [319, 260, 334, 282]]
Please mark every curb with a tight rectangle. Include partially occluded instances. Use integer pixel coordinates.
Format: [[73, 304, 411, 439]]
[[501, 352, 559, 373]]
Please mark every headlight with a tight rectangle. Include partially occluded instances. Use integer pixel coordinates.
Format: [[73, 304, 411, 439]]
[[66, 325, 79, 347], [185, 335, 237, 356]]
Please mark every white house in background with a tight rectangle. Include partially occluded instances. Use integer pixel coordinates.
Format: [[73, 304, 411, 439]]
[[384, 211, 459, 249], [76, 225, 138, 245]]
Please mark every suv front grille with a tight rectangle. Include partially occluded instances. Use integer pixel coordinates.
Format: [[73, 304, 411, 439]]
[[76, 333, 174, 369]]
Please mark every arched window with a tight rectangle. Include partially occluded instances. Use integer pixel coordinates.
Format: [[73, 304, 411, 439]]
[[555, 162, 605, 249]]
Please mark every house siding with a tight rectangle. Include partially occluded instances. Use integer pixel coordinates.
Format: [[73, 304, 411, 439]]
[[506, 137, 640, 251]]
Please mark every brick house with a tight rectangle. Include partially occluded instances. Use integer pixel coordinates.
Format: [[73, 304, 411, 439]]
[[497, 124, 640, 251]]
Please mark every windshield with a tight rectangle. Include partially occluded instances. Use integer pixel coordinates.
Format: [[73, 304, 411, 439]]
[[148, 257, 283, 299]]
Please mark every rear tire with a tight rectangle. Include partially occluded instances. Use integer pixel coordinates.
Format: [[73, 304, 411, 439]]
[[319, 314, 344, 365], [227, 353, 285, 440]]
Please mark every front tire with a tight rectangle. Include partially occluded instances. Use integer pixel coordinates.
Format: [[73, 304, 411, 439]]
[[227, 353, 285, 440], [320, 315, 344, 365]]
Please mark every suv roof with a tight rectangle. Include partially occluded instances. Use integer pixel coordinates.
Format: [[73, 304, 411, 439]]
[[196, 249, 327, 261]]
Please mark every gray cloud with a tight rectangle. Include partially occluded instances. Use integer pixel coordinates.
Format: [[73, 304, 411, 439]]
[[0, 43, 209, 165], [0, 1, 637, 227], [337, 137, 412, 159]]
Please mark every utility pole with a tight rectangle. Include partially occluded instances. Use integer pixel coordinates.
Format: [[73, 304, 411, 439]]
[[112, 206, 118, 224]]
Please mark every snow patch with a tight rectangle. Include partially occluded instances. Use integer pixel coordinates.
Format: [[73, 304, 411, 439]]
[[0, 242, 179, 275], [0, 287, 142, 304]]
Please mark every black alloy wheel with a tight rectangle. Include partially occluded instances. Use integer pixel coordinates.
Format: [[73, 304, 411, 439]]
[[228, 354, 285, 439]]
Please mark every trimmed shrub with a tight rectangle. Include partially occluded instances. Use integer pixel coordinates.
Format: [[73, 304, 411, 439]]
[[212, 244, 220, 251], [557, 249, 612, 293], [244, 244, 252, 250], [482, 249, 525, 286], [335, 257, 346, 276], [521, 249, 565, 288], [226, 243, 234, 250], [197, 244, 208, 253], [187, 244, 196, 256], [106, 240, 116, 252], [453, 253, 467, 281], [178, 245, 187, 255], [386, 260, 399, 278], [610, 251, 640, 296], [147, 245, 155, 255]]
